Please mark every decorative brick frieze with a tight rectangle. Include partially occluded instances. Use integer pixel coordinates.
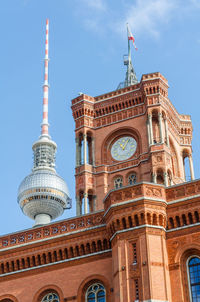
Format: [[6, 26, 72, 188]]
[[0, 212, 104, 249], [166, 180, 200, 202], [104, 183, 166, 211]]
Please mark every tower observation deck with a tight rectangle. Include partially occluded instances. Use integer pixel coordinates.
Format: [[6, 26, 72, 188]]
[[17, 20, 71, 227]]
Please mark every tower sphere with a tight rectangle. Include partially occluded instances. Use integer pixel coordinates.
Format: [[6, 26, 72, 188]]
[[18, 169, 71, 223], [17, 134, 72, 226]]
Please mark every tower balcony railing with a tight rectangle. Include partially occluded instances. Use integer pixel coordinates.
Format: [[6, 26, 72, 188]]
[[103, 182, 166, 211]]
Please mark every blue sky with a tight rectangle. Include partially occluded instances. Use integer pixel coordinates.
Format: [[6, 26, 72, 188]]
[[1, 0, 200, 235]]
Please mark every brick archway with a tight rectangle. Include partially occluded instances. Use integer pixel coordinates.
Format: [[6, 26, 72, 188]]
[[178, 246, 200, 302], [33, 284, 64, 302], [77, 274, 111, 302], [0, 295, 18, 302]]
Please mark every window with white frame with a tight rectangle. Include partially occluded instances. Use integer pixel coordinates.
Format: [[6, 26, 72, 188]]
[[188, 257, 200, 301], [41, 293, 59, 302], [114, 176, 123, 189], [128, 173, 137, 185], [86, 283, 106, 302]]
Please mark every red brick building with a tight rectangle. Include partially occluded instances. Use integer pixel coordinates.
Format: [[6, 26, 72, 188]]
[[0, 22, 199, 302], [0, 70, 200, 302]]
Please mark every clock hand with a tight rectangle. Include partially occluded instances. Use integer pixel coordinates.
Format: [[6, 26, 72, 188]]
[[118, 142, 124, 149], [122, 138, 130, 150]]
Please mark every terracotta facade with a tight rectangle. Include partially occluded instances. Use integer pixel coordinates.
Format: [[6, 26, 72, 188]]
[[0, 72, 199, 302]]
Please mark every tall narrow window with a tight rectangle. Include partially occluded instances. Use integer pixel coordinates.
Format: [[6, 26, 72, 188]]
[[86, 283, 106, 302], [134, 279, 139, 301], [133, 243, 137, 264], [128, 173, 137, 185], [114, 177, 123, 189], [188, 257, 200, 301], [41, 293, 59, 302]]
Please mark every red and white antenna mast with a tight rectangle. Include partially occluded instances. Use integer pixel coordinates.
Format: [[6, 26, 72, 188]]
[[41, 19, 50, 137]]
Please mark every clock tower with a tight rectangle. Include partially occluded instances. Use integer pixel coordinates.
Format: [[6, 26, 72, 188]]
[[71, 34, 194, 217], [71, 74, 194, 216]]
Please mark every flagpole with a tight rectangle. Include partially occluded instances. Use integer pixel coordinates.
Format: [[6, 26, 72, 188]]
[[127, 23, 131, 62], [119, 22, 138, 89], [127, 23, 131, 86]]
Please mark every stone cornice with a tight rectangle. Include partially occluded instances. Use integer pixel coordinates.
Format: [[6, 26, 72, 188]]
[[167, 222, 200, 233], [110, 225, 165, 242], [75, 152, 149, 176]]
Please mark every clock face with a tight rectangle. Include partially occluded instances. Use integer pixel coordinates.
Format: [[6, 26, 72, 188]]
[[111, 136, 137, 161]]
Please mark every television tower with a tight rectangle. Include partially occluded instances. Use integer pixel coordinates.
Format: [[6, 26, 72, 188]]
[[18, 20, 71, 227]]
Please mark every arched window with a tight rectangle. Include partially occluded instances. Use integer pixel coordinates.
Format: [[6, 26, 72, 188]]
[[86, 283, 106, 302], [188, 257, 200, 301], [114, 176, 123, 189], [41, 293, 59, 302], [128, 173, 137, 185]]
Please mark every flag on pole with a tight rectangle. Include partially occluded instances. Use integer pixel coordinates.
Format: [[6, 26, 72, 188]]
[[127, 23, 138, 51]]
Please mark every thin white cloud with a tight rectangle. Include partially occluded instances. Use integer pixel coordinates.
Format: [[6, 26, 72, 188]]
[[80, 0, 106, 11], [190, 0, 200, 8], [75, 0, 200, 39], [76, 0, 178, 38], [74, 0, 107, 34], [120, 0, 177, 38], [84, 17, 105, 35]]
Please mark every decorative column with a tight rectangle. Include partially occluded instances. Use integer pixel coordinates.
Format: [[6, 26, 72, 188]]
[[164, 172, 168, 186], [183, 157, 186, 181], [78, 137, 82, 165], [158, 113, 164, 144], [83, 134, 87, 164], [76, 195, 81, 216], [169, 175, 173, 186], [148, 114, 153, 145], [92, 195, 97, 212], [164, 118, 169, 146], [92, 137, 95, 166], [152, 172, 157, 183], [75, 137, 79, 167], [84, 192, 89, 214], [189, 154, 195, 180], [147, 120, 151, 146]]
